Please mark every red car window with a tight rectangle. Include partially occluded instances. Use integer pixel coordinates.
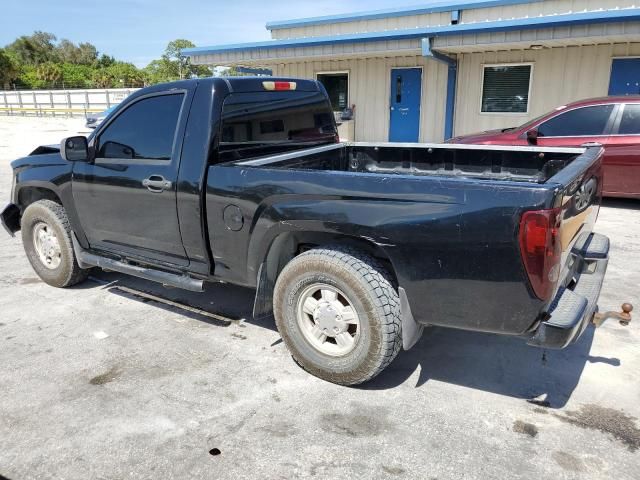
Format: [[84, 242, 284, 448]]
[[618, 104, 640, 134], [538, 105, 615, 137]]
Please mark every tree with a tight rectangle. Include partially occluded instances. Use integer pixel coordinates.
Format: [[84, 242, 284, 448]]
[[76, 42, 98, 65], [143, 59, 174, 84], [92, 62, 145, 88], [56, 39, 98, 65], [61, 63, 94, 88], [217, 66, 251, 77], [6, 31, 58, 65], [0, 48, 20, 88], [36, 62, 63, 85], [95, 54, 116, 69], [160, 39, 211, 80]]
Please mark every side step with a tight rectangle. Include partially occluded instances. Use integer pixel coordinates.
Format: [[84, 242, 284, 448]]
[[72, 234, 204, 292]]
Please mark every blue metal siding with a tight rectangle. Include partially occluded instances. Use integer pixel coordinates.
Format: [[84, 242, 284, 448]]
[[265, 0, 543, 30], [183, 9, 640, 56]]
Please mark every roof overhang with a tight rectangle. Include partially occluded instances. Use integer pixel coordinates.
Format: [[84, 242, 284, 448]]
[[265, 0, 543, 31], [184, 9, 640, 65], [434, 20, 640, 53]]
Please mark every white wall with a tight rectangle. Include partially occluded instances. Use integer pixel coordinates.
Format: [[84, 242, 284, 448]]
[[454, 43, 640, 135], [275, 56, 449, 142]]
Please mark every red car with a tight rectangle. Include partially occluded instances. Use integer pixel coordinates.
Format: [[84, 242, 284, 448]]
[[449, 96, 640, 199]]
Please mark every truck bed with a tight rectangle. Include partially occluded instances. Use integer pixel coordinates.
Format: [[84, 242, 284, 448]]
[[207, 141, 603, 339], [235, 142, 585, 184]]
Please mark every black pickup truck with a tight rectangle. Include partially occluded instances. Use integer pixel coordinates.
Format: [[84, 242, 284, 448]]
[[1, 77, 616, 385]]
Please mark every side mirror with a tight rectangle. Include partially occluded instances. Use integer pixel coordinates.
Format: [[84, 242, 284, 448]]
[[526, 128, 538, 145], [60, 136, 89, 162]]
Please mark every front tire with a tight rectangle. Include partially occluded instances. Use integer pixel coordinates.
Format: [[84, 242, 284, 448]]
[[21, 199, 88, 288], [273, 246, 402, 385]]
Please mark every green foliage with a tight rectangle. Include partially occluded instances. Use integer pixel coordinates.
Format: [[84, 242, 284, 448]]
[[36, 62, 63, 82], [6, 31, 58, 65], [0, 48, 20, 88], [60, 63, 94, 88], [155, 39, 211, 80], [57, 39, 98, 65], [219, 66, 251, 77], [3, 32, 211, 89]]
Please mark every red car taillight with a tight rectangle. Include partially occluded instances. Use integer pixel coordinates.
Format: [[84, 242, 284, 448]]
[[519, 208, 562, 301]]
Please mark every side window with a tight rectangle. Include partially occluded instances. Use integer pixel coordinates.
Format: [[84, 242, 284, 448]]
[[97, 94, 184, 160], [537, 105, 615, 137], [618, 104, 640, 134]]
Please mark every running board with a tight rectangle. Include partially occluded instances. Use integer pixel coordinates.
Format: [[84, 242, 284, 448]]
[[72, 234, 204, 292]]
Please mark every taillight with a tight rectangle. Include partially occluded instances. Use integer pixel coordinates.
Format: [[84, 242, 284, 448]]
[[519, 208, 562, 301], [262, 81, 297, 91]]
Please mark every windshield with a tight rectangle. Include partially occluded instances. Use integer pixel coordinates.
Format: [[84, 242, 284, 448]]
[[517, 107, 567, 131]]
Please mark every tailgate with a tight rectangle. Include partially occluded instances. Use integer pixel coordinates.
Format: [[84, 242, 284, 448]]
[[550, 146, 604, 263], [525, 145, 607, 347]]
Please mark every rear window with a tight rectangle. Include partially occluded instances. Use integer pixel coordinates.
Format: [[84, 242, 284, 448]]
[[218, 91, 337, 162]]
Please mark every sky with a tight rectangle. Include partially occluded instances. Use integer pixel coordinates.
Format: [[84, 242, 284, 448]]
[[0, 0, 458, 67]]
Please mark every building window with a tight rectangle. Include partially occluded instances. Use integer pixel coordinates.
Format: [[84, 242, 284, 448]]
[[481, 64, 532, 113], [317, 72, 348, 111]]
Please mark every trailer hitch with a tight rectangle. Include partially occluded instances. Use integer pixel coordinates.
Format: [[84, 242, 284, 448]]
[[592, 303, 633, 327]]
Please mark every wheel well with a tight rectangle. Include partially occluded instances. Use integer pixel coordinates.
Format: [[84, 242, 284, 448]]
[[252, 231, 399, 321], [18, 187, 62, 211]]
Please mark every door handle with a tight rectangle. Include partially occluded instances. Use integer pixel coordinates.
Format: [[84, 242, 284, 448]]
[[142, 175, 172, 193]]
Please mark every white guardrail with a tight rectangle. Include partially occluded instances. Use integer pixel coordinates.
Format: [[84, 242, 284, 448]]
[[0, 88, 140, 117]]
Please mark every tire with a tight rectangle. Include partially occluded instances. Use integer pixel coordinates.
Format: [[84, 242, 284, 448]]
[[21, 199, 88, 288], [273, 246, 402, 385]]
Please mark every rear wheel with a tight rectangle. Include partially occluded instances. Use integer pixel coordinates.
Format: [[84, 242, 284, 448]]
[[21, 200, 88, 288], [273, 246, 402, 385]]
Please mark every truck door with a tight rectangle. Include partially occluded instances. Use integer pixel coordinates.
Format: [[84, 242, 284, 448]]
[[72, 91, 189, 266]]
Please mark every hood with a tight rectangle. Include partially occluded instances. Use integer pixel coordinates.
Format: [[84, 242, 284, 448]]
[[447, 128, 519, 144], [30, 144, 60, 155], [10, 145, 65, 170]]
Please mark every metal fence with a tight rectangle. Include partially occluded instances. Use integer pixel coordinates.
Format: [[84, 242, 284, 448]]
[[0, 88, 140, 118]]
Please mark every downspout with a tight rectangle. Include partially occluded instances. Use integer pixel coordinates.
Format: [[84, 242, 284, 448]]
[[421, 37, 457, 141]]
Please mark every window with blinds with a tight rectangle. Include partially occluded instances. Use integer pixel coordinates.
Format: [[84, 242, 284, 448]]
[[481, 64, 532, 113]]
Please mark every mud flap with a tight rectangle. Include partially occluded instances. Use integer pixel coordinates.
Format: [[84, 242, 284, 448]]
[[1, 203, 21, 237], [399, 287, 424, 350]]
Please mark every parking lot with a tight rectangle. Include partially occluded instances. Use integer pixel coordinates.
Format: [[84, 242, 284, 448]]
[[0, 116, 639, 479]]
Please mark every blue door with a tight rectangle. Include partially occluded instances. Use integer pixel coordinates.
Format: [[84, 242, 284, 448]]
[[609, 58, 640, 95], [389, 68, 422, 142]]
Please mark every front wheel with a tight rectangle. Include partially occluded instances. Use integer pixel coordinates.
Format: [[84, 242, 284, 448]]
[[273, 246, 402, 385], [21, 200, 88, 288]]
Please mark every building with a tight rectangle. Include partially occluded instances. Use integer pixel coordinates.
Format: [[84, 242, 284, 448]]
[[183, 0, 640, 142]]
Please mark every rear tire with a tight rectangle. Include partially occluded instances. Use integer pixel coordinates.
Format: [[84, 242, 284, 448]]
[[273, 246, 402, 385], [21, 199, 88, 288]]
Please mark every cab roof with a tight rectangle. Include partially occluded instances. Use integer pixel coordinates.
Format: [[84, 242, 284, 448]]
[[138, 76, 323, 94]]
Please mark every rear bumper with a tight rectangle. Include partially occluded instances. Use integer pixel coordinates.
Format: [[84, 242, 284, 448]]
[[528, 232, 609, 349], [1, 203, 21, 237]]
